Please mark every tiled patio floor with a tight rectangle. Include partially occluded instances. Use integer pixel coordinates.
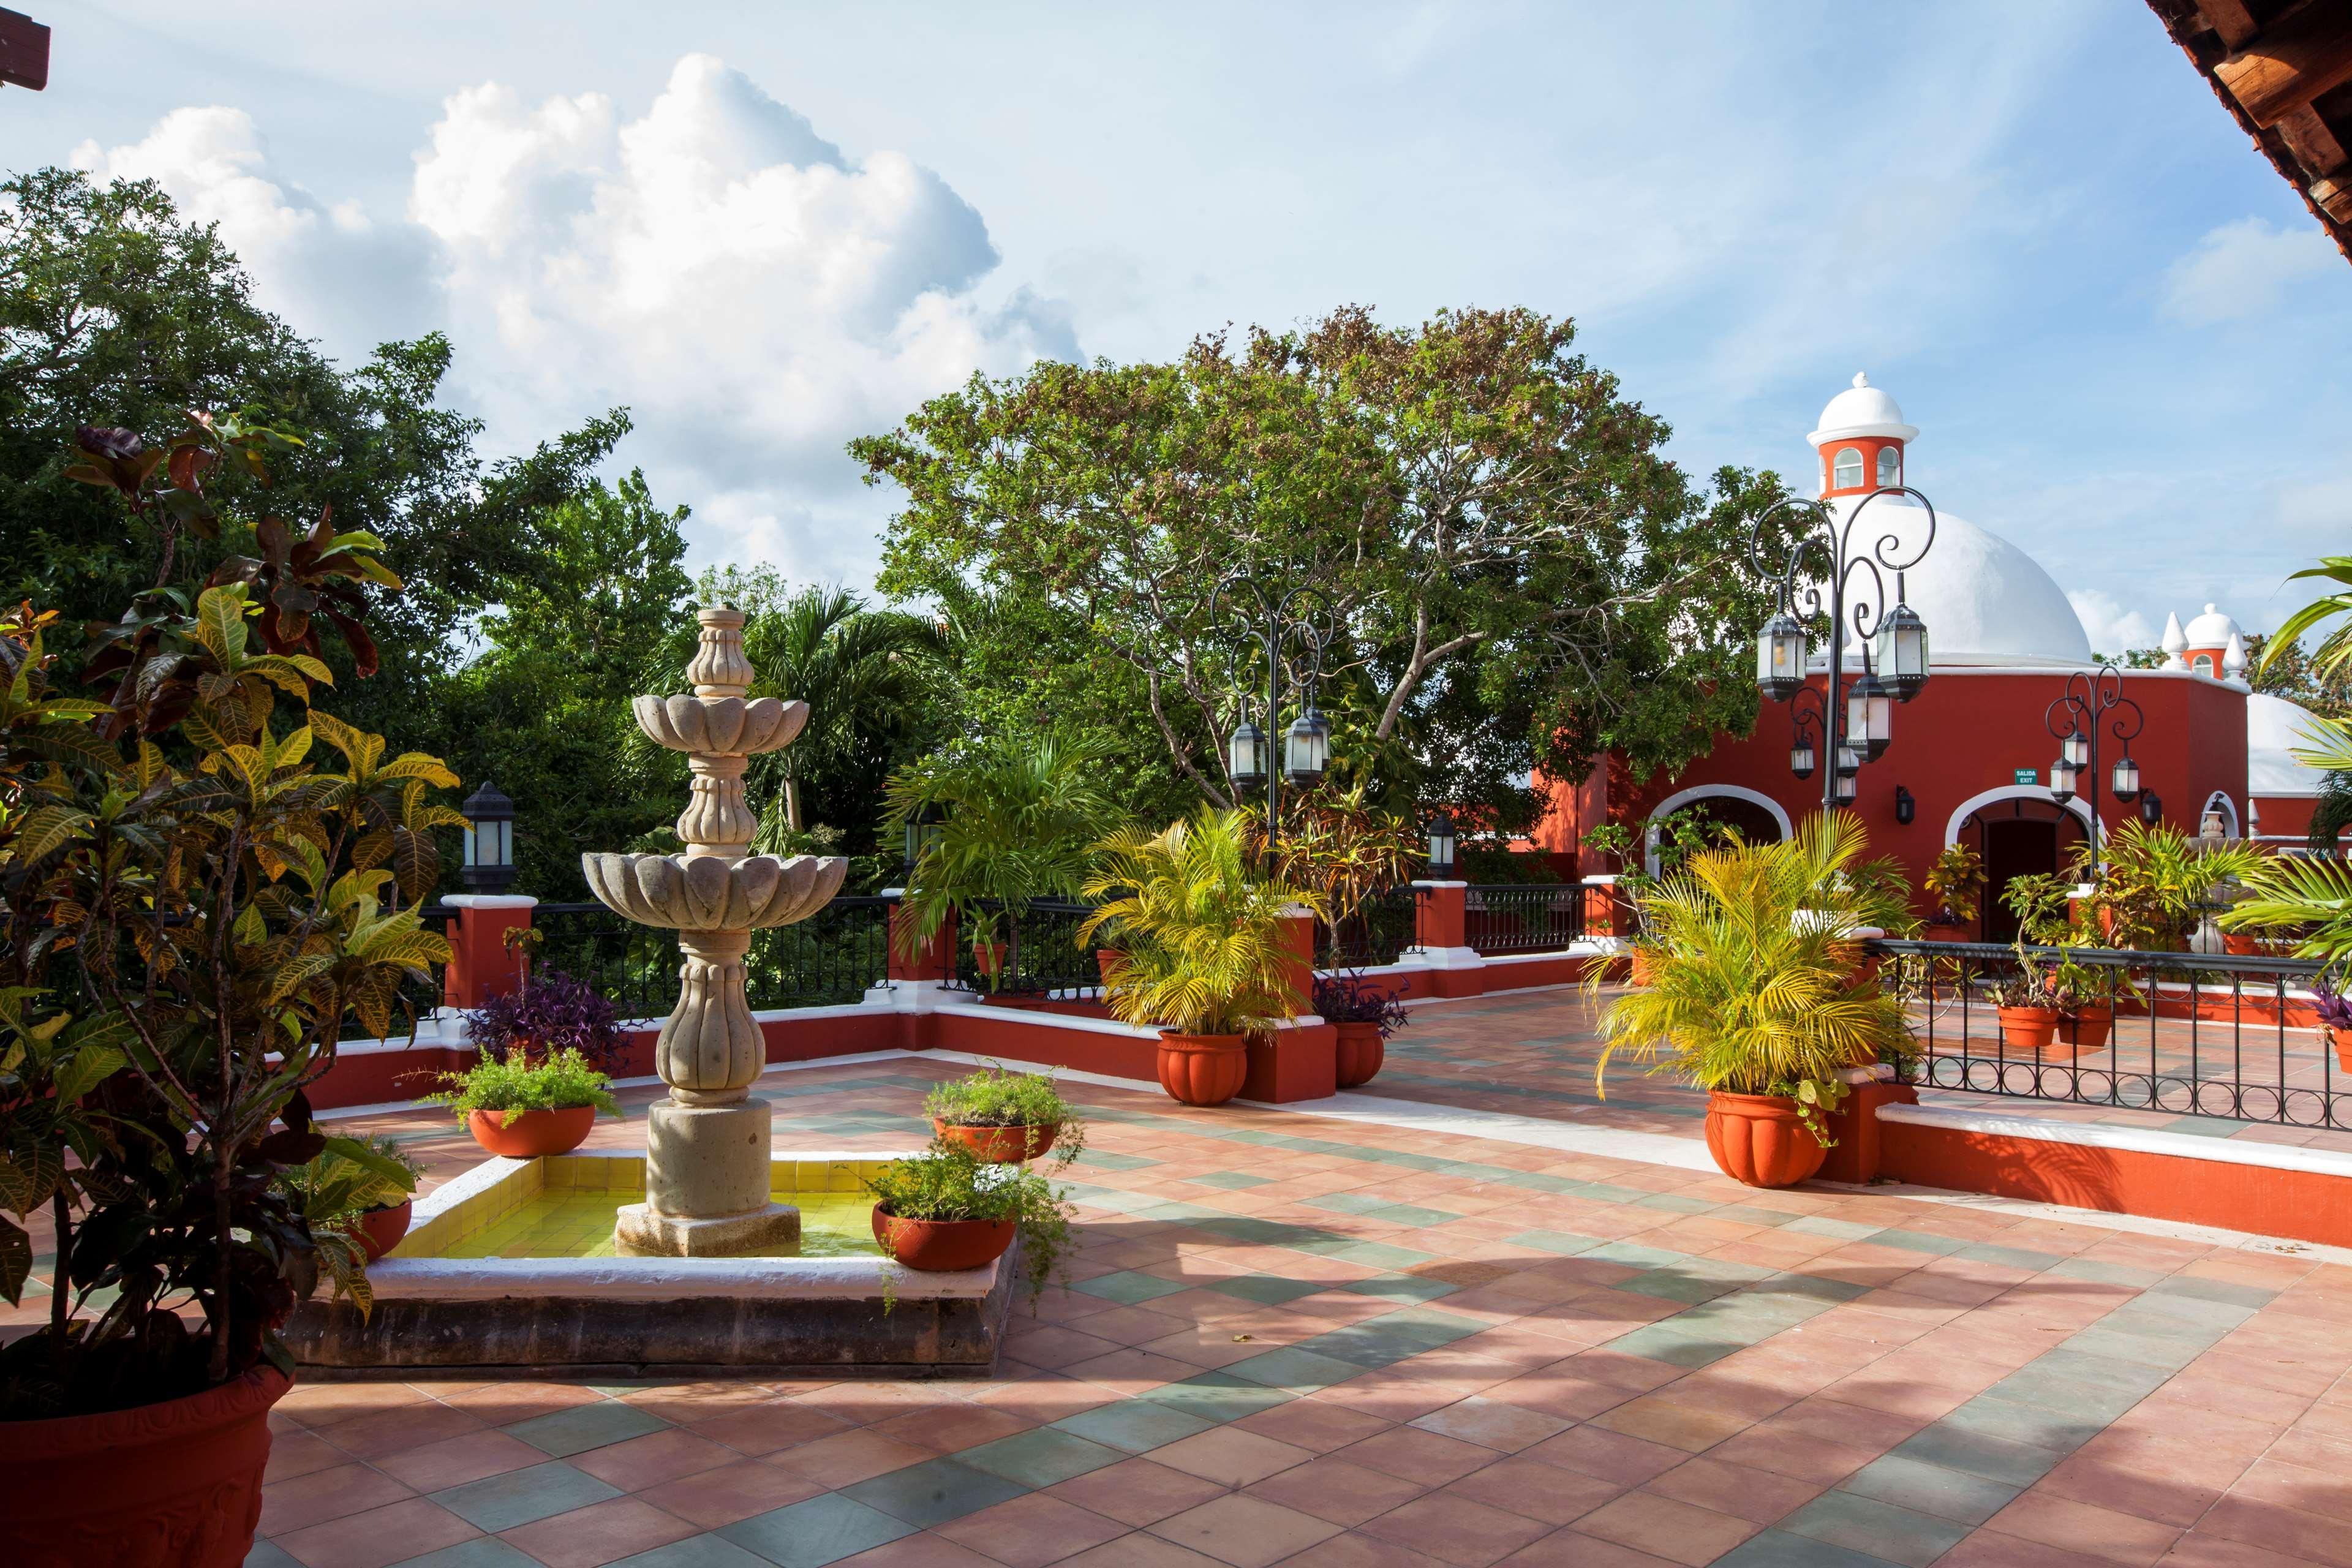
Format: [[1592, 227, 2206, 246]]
[[221, 1003, 2352, 1568]]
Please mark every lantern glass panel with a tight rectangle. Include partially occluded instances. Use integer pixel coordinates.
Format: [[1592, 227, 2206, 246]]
[[1229, 722, 1268, 787], [1834, 744, 1860, 778], [1833, 770, 1857, 804], [1284, 709, 1330, 785], [2050, 758, 2078, 804], [1757, 614, 1806, 702], [1790, 739, 1816, 780], [2062, 731, 2090, 769]]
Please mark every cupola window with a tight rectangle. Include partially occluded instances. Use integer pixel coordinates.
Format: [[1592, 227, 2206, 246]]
[[1875, 447, 1899, 488], [2192, 654, 2215, 675], [1833, 447, 1863, 489]]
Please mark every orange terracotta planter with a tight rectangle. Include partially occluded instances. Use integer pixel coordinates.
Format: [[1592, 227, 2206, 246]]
[[1997, 1006, 2061, 1054], [2061, 1005, 2113, 1055], [932, 1118, 1061, 1163], [974, 941, 1008, 980], [1333, 1022, 1385, 1089], [467, 1105, 596, 1158], [3, 1363, 291, 1568], [1627, 949, 1656, 987], [870, 1206, 1017, 1271], [1156, 1031, 1250, 1107], [2334, 1028, 2352, 1076], [356, 1199, 412, 1262], [1096, 949, 1121, 987], [1702, 1090, 1828, 1188]]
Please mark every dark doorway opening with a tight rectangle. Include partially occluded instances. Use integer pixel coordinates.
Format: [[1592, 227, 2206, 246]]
[[1659, 794, 1785, 852], [1964, 798, 2082, 943]]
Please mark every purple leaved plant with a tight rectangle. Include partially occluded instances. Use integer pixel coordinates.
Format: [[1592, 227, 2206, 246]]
[[2313, 985, 2352, 1035], [466, 968, 625, 1069], [1312, 973, 1411, 1038]]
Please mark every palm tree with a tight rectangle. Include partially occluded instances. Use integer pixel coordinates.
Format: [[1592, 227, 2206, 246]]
[[733, 585, 943, 837]]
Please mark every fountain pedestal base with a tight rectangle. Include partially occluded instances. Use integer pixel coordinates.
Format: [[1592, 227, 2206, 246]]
[[614, 1200, 801, 1257], [612, 1095, 801, 1257]]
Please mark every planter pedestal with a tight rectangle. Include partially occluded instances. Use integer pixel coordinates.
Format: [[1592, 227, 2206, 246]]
[[1815, 1069, 1918, 1185], [1243, 1022, 1338, 1104]]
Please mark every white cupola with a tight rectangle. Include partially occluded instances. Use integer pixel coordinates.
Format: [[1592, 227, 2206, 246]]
[[2181, 603, 2242, 678], [1809, 372, 1919, 499]]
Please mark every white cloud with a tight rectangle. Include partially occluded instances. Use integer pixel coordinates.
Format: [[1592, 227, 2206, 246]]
[[407, 54, 1076, 582], [2068, 588, 2156, 657], [70, 107, 435, 368], [2159, 217, 2335, 327]]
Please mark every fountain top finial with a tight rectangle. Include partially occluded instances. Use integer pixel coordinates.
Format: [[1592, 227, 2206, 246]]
[[688, 603, 754, 698]]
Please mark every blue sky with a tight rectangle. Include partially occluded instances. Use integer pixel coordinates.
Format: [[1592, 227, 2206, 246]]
[[12, 1, 2351, 648]]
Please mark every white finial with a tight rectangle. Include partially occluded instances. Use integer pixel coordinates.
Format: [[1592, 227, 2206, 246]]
[[1852, 372, 1869, 388], [2160, 611, 2188, 670], [2223, 630, 2248, 679], [2206, 603, 2218, 616]]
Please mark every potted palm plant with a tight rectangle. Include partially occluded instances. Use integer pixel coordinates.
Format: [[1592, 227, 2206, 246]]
[[1080, 809, 1327, 1107], [1592, 813, 1913, 1188], [1, 421, 453, 1566], [880, 730, 1125, 995]]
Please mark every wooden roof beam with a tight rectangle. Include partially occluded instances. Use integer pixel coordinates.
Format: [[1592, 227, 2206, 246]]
[[2278, 102, 2350, 178], [2195, 0, 2258, 51], [2215, 2, 2352, 129]]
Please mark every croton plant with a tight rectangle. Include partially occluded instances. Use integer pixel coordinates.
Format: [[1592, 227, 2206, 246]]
[[0, 416, 459, 1419]]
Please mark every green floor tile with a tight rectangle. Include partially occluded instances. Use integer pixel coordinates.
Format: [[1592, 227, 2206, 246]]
[[390, 1542, 545, 1568], [1189, 1171, 1272, 1189], [1072, 1269, 1190, 1305], [1344, 1272, 1459, 1303], [840, 1456, 1028, 1528], [1839, 1453, 2023, 1527], [1780, 1491, 1971, 1568], [1862, 1227, 1971, 1257], [1890, 1423, 2064, 1489], [1714, 1529, 1904, 1568], [1052, 1399, 1217, 1453], [957, 1427, 1124, 1488], [1137, 1372, 1297, 1423], [1936, 1393, 2106, 1454], [1204, 1273, 1327, 1306], [433, 1461, 622, 1532], [503, 1399, 670, 1457], [611, 1537, 776, 1568], [1504, 1229, 1600, 1255], [717, 1493, 918, 1567], [1223, 1345, 1368, 1390]]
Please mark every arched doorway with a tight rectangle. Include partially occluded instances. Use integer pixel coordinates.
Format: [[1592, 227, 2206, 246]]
[[2200, 790, 2241, 839], [1947, 790, 2093, 943], [1645, 785, 1792, 875]]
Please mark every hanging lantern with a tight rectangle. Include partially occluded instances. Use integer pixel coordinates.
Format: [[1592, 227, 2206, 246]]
[[1425, 812, 1457, 877], [1833, 769, 1857, 805], [901, 801, 945, 876], [2110, 753, 2140, 802], [2060, 729, 2090, 769], [460, 782, 517, 894], [2049, 756, 2078, 805], [1790, 731, 1817, 780], [1757, 612, 1808, 703], [1228, 719, 1269, 791], [1845, 674, 1893, 763], [1834, 744, 1860, 778], [1284, 706, 1330, 787], [2139, 789, 2163, 825], [1874, 593, 1931, 702]]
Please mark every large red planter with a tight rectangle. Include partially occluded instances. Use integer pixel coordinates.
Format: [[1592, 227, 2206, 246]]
[[356, 1199, 412, 1262], [1997, 1006, 2061, 1054], [871, 1206, 1017, 1271], [932, 1118, 1061, 1163], [3, 1364, 292, 1568], [2060, 1005, 2113, 1055], [1703, 1090, 1828, 1189], [2333, 1028, 2352, 1076], [1157, 1031, 1250, 1107], [1333, 1022, 1385, 1088], [1627, 949, 1657, 987], [467, 1105, 596, 1158]]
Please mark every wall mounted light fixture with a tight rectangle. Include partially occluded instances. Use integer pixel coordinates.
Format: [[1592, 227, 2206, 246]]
[[1893, 785, 1915, 826]]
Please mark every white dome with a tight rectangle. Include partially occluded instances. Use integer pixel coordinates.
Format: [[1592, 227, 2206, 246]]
[[2248, 692, 2330, 797], [1814, 496, 2094, 668], [1807, 372, 1920, 446], [2183, 603, 2241, 647]]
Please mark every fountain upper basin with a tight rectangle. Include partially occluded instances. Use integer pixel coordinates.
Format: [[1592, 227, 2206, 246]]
[[583, 851, 846, 931], [632, 693, 807, 756]]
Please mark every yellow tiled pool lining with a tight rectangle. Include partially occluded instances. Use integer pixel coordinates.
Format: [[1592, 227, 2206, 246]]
[[395, 1152, 905, 1261]]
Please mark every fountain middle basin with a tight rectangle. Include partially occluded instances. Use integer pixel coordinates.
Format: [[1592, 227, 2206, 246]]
[[287, 1150, 1022, 1379]]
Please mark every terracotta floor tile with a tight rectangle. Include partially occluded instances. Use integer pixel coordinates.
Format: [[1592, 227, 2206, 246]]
[[276, 1381, 435, 1430], [1639, 1455, 1822, 1526], [495, 1495, 696, 1568], [1340, 1425, 1504, 1487], [269, 1496, 479, 1568], [321, 1400, 485, 1460], [1237, 1398, 1396, 1452], [1272, 1532, 1453, 1567], [1046, 1454, 1233, 1526], [1054, 1531, 1236, 1567], [765, 1427, 935, 1488], [832, 1532, 1007, 1567], [260, 1462, 418, 1536], [1494, 1528, 1686, 1566], [1358, 1491, 1554, 1567], [1520, 1425, 1684, 1488], [1247, 1455, 1432, 1526], [1154, 1426, 1319, 1487], [374, 1430, 551, 1493], [1148, 1491, 1344, 1567], [1571, 1491, 1760, 1567], [434, 1382, 607, 1428], [1589, 1394, 1758, 1454], [1442, 1452, 1625, 1526], [1408, 1396, 1573, 1454], [636, 1458, 823, 1528], [933, 1491, 1129, 1567], [266, 1430, 353, 1484]]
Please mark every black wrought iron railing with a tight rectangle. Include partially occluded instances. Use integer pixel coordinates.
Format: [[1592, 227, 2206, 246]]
[[1464, 883, 1586, 955], [1864, 937, 2350, 1131], [946, 898, 1104, 1000], [532, 895, 894, 1019], [1319, 885, 1420, 970]]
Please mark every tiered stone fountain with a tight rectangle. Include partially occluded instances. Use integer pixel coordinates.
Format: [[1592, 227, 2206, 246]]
[[583, 604, 846, 1256]]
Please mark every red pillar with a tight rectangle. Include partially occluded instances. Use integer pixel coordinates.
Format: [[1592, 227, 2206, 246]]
[[1414, 883, 1467, 949], [441, 895, 535, 1010], [888, 899, 957, 983], [1245, 910, 1337, 1102]]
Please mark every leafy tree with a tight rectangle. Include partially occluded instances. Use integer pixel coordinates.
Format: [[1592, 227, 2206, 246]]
[[859, 305, 1790, 838], [1, 168, 628, 755]]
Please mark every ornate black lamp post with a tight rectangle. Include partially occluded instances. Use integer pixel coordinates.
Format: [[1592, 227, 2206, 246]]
[[1212, 573, 1336, 831], [2045, 663, 2144, 871], [1752, 489, 1939, 815]]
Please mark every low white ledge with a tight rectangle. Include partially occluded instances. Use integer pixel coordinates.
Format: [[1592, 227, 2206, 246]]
[[1877, 1102, 2352, 1179], [442, 894, 540, 910], [366, 1253, 1000, 1302]]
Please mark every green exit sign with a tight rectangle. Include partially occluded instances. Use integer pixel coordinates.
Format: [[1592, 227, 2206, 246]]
[[2013, 767, 2037, 786]]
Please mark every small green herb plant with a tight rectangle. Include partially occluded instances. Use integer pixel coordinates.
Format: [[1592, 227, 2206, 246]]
[[923, 1064, 1086, 1164], [864, 1138, 1076, 1308], [420, 1047, 621, 1126]]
